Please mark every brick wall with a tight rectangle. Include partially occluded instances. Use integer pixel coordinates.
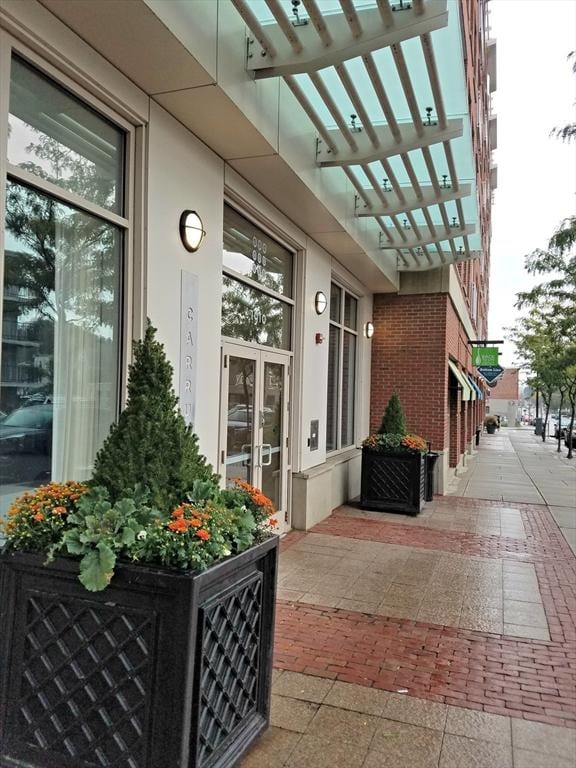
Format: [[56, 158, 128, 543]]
[[489, 369, 519, 400], [371, 291, 486, 465], [371, 293, 449, 451]]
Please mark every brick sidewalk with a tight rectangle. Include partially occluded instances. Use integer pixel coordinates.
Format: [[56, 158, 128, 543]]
[[274, 498, 576, 729]]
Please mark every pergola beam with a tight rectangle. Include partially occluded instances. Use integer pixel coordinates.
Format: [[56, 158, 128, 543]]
[[316, 118, 463, 166], [355, 183, 471, 217], [397, 250, 481, 271], [378, 223, 476, 250]]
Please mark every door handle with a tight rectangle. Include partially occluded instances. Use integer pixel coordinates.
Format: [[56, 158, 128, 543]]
[[261, 444, 272, 466]]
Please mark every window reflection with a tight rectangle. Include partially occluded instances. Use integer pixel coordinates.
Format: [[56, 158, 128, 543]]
[[222, 276, 291, 350], [223, 205, 293, 297], [1, 181, 121, 499], [8, 58, 124, 214]]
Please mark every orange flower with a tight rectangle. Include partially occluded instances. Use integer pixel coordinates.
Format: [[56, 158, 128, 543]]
[[168, 519, 189, 533], [172, 506, 185, 519], [269, 518, 279, 527], [33, 512, 44, 522], [52, 506, 67, 515], [196, 529, 210, 541], [189, 518, 202, 528]]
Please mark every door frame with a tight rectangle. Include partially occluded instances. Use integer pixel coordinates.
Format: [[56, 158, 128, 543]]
[[219, 341, 292, 532]]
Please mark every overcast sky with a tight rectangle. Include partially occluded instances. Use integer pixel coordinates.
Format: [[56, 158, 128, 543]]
[[489, 0, 576, 367]]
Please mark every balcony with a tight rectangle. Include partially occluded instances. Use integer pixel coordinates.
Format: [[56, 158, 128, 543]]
[[1, 365, 43, 384], [2, 322, 39, 343]]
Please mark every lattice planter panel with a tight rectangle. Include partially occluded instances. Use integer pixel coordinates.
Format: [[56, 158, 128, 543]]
[[360, 449, 425, 515], [0, 536, 278, 768]]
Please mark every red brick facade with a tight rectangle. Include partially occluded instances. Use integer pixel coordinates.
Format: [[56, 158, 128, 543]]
[[490, 369, 520, 400], [370, 293, 486, 465]]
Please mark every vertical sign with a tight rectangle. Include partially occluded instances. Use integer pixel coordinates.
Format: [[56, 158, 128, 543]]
[[180, 271, 198, 427]]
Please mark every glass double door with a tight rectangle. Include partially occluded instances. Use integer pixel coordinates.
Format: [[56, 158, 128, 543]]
[[220, 343, 290, 532]]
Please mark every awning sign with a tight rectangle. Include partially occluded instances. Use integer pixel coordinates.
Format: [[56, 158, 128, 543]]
[[472, 347, 499, 366], [477, 365, 504, 383]]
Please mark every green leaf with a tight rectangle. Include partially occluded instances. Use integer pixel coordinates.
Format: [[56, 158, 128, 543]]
[[121, 527, 136, 546], [78, 547, 116, 592], [77, 542, 117, 592], [64, 532, 86, 555]]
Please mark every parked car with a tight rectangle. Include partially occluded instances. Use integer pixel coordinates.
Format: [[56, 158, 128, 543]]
[[0, 404, 52, 484]]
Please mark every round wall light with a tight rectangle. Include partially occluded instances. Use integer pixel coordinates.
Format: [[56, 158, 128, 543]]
[[314, 291, 328, 315], [179, 210, 206, 252], [364, 321, 375, 339]]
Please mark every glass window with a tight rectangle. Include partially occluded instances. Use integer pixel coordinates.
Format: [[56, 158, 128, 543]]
[[326, 281, 359, 452], [222, 275, 292, 350], [2, 57, 125, 516], [329, 283, 341, 322], [1, 181, 121, 488], [223, 204, 293, 297], [8, 57, 124, 214], [326, 326, 340, 452], [341, 332, 356, 447], [222, 205, 294, 351], [344, 293, 358, 330]]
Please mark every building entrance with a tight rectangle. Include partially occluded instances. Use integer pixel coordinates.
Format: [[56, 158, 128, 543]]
[[219, 343, 290, 533]]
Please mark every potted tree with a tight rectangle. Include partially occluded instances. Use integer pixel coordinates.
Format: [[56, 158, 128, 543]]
[[0, 325, 279, 768], [360, 392, 428, 515], [484, 414, 499, 434]]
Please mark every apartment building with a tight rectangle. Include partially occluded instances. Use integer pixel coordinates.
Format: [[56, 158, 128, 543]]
[[0, 0, 496, 528]]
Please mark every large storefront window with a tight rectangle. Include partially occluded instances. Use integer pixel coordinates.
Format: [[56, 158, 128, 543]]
[[326, 283, 358, 452], [1, 56, 125, 510], [222, 204, 293, 350]]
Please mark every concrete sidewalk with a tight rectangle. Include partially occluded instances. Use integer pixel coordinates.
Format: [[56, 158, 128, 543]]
[[451, 427, 576, 553], [241, 431, 576, 767]]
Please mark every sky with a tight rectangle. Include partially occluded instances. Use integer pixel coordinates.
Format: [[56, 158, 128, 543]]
[[489, 0, 576, 368]]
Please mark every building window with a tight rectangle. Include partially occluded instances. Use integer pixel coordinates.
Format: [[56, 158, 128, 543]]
[[326, 282, 358, 452], [1, 56, 126, 504], [222, 203, 294, 350]]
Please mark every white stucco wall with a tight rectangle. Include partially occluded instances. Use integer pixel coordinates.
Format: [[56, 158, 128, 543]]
[[147, 101, 224, 468]]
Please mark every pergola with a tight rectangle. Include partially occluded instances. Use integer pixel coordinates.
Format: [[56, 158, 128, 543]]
[[230, 0, 493, 271]]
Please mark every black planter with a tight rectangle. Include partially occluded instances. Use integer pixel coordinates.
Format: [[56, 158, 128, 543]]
[[425, 452, 440, 502], [486, 424, 496, 434], [360, 448, 425, 515], [0, 536, 278, 768]]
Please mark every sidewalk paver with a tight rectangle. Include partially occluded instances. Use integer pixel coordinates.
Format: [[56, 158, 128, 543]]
[[241, 429, 576, 767]]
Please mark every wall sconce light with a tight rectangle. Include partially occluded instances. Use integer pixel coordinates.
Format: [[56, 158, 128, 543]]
[[314, 291, 327, 315], [179, 210, 206, 252], [364, 321, 375, 339]]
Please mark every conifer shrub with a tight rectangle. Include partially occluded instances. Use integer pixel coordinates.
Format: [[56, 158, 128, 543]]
[[91, 323, 216, 511], [379, 391, 407, 435]]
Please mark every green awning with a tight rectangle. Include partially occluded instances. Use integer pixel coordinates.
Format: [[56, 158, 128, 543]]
[[448, 360, 472, 401]]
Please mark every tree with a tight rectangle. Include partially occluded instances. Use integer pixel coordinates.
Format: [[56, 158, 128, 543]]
[[516, 216, 576, 324], [92, 323, 216, 511], [379, 392, 407, 435], [513, 216, 576, 451], [508, 311, 564, 443], [559, 351, 576, 459], [551, 52, 575, 142]]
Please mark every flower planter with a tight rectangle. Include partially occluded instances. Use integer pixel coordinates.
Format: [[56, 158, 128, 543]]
[[360, 448, 425, 515], [0, 535, 278, 768], [486, 424, 496, 434]]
